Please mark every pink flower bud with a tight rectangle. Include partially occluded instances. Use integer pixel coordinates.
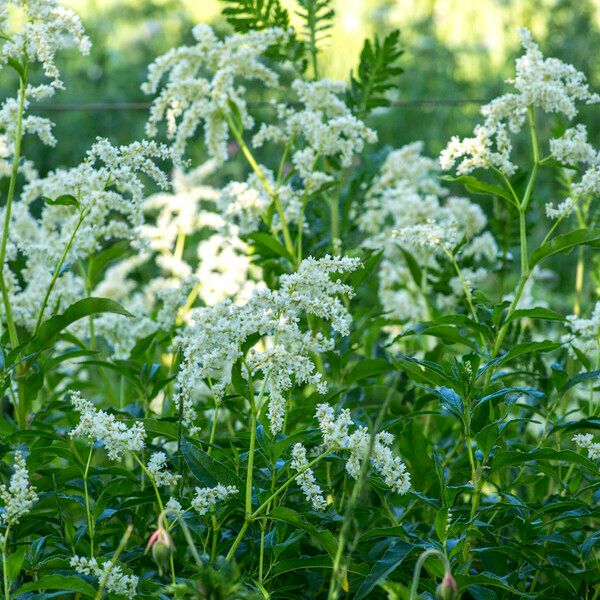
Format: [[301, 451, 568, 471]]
[[146, 526, 174, 577]]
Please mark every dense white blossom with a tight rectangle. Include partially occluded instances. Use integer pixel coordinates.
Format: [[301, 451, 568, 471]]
[[191, 484, 238, 516], [146, 452, 181, 487], [0, 451, 38, 526], [573, 434, 600, 460], [253, 79, 377, 192], [142, 24, 287, 161], [0, 0, 91, 89], [314, 404, 410, 494], [174, 255, 360, 434], [290, 443, 327, 510], [562, 301, 600, 358], [441, 28, 599, 176], [69, 392, 146, 461], [550, 125, 598, 166], [70, 556, 138, 599]]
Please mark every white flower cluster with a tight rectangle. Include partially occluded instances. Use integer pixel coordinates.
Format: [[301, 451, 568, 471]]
[[441, 28, 599, 176], [253, 79, 377, 192], [0, 451, 38, 526], [359, 142, 496, 324], [4, 138, 172, 333], [0, 0, 91, 89], [70, 556, 138, 599], [562, 301, 600, 358], [191, 484, 238, 516], [142, 24, 288, 161], [174, 255, 360, 434], [218, 168, 302, 236], [146, 452, 181, 487], [314, 404, 411, 494], [69, 392, 146, 461], [290, 443, 327, 510], [573, 434, 600, 460]]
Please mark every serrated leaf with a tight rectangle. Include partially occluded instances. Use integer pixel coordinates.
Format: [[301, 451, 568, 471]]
[[347, 30, 403, 116]]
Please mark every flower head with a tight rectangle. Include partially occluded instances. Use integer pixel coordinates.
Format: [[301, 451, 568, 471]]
[[69, 392, 146, 461], [0, 450, 38, 526]]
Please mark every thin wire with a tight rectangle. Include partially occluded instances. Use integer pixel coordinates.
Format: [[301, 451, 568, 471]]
[[31, 98, 490, 112]]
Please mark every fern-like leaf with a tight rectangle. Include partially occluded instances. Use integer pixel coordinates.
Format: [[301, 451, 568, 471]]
[[296, 0, 335, 78], [220, 0, 290, 32], [347, 30, 403, 116]]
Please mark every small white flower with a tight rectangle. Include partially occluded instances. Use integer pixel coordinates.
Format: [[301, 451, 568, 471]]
[[146, 452, 181, 487], [191, 484, 238, 516], [70, 556, 138, 599], [69, 392, 146, 461], [573, 433, 600, 460], [0, 451, 38, 526], [290, 443, 327, 510], [314, 403, 411, 495]]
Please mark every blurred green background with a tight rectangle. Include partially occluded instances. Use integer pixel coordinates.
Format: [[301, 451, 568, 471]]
[[7, 0, 600, 172]]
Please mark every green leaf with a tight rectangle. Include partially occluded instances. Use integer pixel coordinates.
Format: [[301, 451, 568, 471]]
[[346, 358, 393, 384], [503, 307, 566, 325], [23, 298, 133, 355], [296, 0, 335, 70], [267, 507, 337, 559], [16, 575, 97, 597], [7, 57, 25, 79], [180, 437, 245, 494], [42, 194, 80, 208], [560, 371, 600, 395], [492, 448, 599, 475], [495, 340, 560, 367], [347, 30, 403, 116], [529, 228, 600, 268], [246, 231, 295, 264], [5, 546, 26, 581], [442, 175, 514, 204], [221, 0, 290, 32], [353, 540, 414, 600]]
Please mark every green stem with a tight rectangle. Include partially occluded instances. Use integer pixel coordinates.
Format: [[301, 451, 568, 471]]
[[83, 445, 95, 558], [224, 113, 295, 260], [133, 454, 176, 585], [327, 379, 398, 600], [33, 209, 88, 335], [93, 523, 133, 600], [408, 549, 451, 600], [0, 63, 28, 352], [443, 248, 479, 323], [2, 524, 11, 600]]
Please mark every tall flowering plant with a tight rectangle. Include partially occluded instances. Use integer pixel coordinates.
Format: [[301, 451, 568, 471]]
[[0, 1, 598, 599]]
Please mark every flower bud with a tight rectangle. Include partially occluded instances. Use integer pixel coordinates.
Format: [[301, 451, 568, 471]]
[[146, 526, 174, 576], [435, 571, 458, 600]]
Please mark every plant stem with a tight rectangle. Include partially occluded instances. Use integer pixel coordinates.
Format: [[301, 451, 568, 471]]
[[327, 378, 398, 600], [133, 454, 176, 584], [0, 63, 28, 352], [93, 523, 133, 600], [226, 448, 331, 561], [224, 113, 295, 259], [2, 524, 11, 600], [83, 445, 95, 558], [408, 548, 451, 600], [33, 208, 88, 335]]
